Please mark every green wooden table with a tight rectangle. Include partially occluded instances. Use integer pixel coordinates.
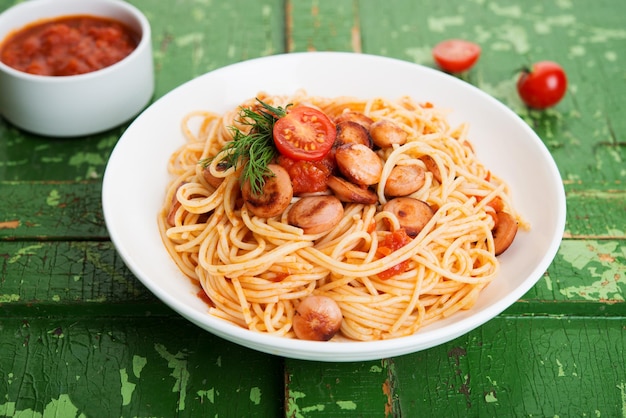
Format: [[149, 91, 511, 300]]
[[1, 0, 625, 416]]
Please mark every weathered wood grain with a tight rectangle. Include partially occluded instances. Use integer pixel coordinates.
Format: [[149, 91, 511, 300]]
[[284, 317, 626, 417], [0, 316, 285, 417], [1, 0, 625, 416], [1, 238, 624, 312]]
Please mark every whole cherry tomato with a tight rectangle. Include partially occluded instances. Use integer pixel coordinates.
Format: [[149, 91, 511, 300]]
[[432, 39, 481, 73], [517, 61, 567, 109], [273, 106, 336, 161]]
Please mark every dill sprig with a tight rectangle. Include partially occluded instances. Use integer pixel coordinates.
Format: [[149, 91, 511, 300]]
[[202, 98, 290, 196]]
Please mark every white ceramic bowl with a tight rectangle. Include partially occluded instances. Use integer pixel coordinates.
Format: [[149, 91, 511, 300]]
[[103, 52, 566, 362], [0, 0, 154, 137]]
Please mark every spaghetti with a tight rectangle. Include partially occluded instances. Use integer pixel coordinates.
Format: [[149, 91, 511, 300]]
[[158, 91, 525, 341]]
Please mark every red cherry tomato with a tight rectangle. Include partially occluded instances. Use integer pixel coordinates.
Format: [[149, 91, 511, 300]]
[[517, 61, 567, 109], [432, 39, 481, 73], [273, 106, 336, 161]]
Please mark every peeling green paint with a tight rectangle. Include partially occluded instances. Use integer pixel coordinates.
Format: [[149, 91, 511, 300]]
[[0, 395, 86, 418], [302, 404, 325, 413], [336, 400, 357, 410], [556, 359, 566, 377], [618, 382, 626, 417], [489, 3, 522, 18], [197, 388, 215, 404], [68, 152, 106, 167], [485, 391, 498, 403], [249, 386, 261, 405], [286, 390, 306, 418], [120, 368, 136, 406], [0, 294, 20, 303], [46, 189, 61, 206], [559, 240, 625, 301], [8, 244, 44, 264], [369, 365, 383, 373], [133, 355, 147, 378], [427, 15, 464, 32], [154, 343, 190, 411]]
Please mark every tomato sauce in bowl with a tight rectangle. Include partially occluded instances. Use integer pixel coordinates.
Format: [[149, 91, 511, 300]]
[[0, 15, 139, 76]]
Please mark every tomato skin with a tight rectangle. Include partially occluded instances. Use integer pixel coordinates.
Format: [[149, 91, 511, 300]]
[[273, 106, 336, 161], [517, 61, 567, 109], [432, 39, 481, 73]]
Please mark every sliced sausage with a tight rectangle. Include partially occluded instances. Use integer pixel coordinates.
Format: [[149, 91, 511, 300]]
[[334, 111, 374, 130], [369, 119, 408, 148], [420, 155, 442, 183], [384, 164, 426, 197], [287, 195, 344, 234], [383, 197, 434, 237], [202, 161, 228, 189], [292, 295, 343, 341], [241, 164, 293, 218], [492, 211, 518, 255], [334, 143, 383, 186], [335, 121, 373, 148], [327, 175, 378, 204]]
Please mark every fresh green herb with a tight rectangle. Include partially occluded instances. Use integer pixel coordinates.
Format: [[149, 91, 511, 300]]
[[201, 99, 290, 196]]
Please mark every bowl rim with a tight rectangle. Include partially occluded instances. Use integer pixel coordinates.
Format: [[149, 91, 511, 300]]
[[0, 0, 151, 82], [102, 51, 567, 361]]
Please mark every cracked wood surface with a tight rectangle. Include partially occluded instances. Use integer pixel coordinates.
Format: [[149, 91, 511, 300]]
[[1, 0, 624, 416]]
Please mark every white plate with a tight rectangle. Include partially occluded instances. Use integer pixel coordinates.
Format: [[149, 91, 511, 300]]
[[102, 52, 566, 362]]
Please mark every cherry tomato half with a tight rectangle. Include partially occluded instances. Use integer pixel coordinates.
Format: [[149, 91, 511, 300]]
[[273, 106, 336, 161], [517, 61, 567, 109], [432, 39, 481, 73]]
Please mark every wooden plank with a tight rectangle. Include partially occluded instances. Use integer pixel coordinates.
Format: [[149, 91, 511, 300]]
[[0, 316, 284, 417], [284, 360, 391, 417], [1, 181, 624, 240], [284, 316, 626, 417], [286, 0, 360, 53], [389, 316, 626, 417], [1, 236, 623, 315], [0, 241, 161, 316], [0, 181, 107, 240]]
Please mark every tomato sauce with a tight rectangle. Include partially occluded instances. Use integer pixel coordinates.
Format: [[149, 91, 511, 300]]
[[376, 229, 413, 280], [0, 15, 139, 76]]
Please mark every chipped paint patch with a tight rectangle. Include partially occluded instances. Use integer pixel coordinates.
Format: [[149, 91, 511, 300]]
[[46, 189, 61, 206], [556, 359, 566, 377], [485, 390, 498, 403], [369, 365, 383, 373], [489, 3, 522, 18], [302, 404, 325, 413], [0, 294, 20, 303], [250, 387, 262, 405], [336, 400, 357, 410], [286, 390, 307, 418], [120, 368, 136, 406], [154, 343, 190, 411], [427, 15, 464, 32], [0, 219, 20, 229], [617, 382, 626, 417], [133, 355, 147, 378], [0, 395, 87, 417], [197, 388, 215, 404], [404, 46, 432, 65], [8, 244, 43, 264], [559, 240, 625, 301]]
